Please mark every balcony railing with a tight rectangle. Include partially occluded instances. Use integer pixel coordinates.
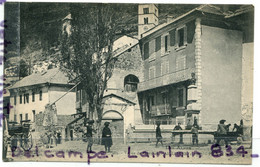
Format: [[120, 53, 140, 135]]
[[150, 104, 171, 116], [138, 68, 195, 92]]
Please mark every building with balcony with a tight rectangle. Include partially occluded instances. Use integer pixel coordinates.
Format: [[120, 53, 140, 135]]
[[137, 4, 254, 133]]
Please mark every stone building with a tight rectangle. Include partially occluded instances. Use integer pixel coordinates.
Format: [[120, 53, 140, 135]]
[[8, 68, 76, 140], [74, 4, 254, 143], [136, 4, 253, 141]]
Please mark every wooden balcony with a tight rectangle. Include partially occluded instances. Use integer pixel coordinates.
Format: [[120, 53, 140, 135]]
[[138, 68, 195, 92]]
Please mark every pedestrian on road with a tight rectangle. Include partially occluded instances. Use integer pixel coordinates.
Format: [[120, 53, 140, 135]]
[[216, 119, 228, 146], [155, 122, 163, 147], [173, 122, 183, 144], [191, 123, 199, 145], [56, 129, 62, 144], [86, 120, 95, 152], [101, 122, 112, 152]]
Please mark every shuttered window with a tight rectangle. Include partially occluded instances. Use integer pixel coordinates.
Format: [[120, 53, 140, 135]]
[[149, 66, 155, 79], [14, 96, 16, 105], [144, 42, 149, 60], [161, 61, 169, 75], [176, 25, 188, 48], [170, 29, 176, 46], [155, 36, 161, 52]]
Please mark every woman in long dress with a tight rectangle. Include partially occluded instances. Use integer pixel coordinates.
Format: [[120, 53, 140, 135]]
[[101, 122, 112, 152]]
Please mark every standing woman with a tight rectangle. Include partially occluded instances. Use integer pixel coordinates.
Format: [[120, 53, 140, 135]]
[[101, 122, 112, 152], [155, 122, 163, 147]]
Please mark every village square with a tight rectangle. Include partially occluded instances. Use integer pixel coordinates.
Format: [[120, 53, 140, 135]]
[[2, 3, 254, 164]]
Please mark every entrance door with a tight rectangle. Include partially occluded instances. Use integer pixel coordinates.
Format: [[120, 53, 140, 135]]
[[102, 110, 124, 144]]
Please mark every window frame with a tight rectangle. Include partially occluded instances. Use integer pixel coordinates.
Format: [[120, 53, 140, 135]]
[[39, 91, 42, 101], [144, 17, 149, 24], [14, 114, 17, 122], [143, 7, 149, 14], [161, 60, 169, 76], [20, 95, 22, 104], [175, 25, 188, 51], [25, 113, 28, 121], [161, 33, 170, 56], [32, 110, 36, 122], [14, 95, 16, 105], [148, 66, 156, 80], [32, 92, 35, 102], [143, 42, 149, 60], [177, 87, 187, 108]]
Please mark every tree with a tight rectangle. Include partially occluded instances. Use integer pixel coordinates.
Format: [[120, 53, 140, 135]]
[[57, 4, 126, 129], [19, 59, 29, 78]]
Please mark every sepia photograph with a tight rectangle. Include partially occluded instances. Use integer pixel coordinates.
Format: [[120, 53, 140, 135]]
[[2, 1, 254, 165]]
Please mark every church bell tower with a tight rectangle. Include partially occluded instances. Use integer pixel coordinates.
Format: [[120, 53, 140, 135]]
[[138, 4, 159, 39]]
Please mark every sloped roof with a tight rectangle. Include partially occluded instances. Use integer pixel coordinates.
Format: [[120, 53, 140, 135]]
[[141, 4, 253, 38], [10, 68, 72, 89], [103, 93, 136, 105]]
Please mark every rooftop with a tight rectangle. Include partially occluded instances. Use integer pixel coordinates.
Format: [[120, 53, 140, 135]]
[[141, 4, 254, 39], [10, 68, 73, 89]]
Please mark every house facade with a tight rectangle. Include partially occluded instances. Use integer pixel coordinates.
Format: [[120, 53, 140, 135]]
[[75, 4, 254, 143], [8, 68, 76, 124], [137, 4, 254, 132]]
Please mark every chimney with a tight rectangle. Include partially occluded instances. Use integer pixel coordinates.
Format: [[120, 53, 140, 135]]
[[166, 15, 175, 23]]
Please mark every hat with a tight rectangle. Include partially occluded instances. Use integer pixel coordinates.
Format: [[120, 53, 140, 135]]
[[104, 122, 110, 126], [219, 119, 226, 124]]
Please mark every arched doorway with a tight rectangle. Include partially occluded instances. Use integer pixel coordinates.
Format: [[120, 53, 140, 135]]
[[102, 110, 124, 144]]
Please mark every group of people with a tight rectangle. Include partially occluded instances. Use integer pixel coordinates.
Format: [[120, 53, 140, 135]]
[[83, 120, 113, 153], [156, 121, 200, 147], [42, 129, 62, 148], [216, 119, 243, 145]]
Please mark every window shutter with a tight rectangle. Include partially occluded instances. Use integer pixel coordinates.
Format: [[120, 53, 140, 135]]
[[155, 36, 161, 52], [161, 36, 165, 55], [161, 62, 164, 76], [187, 21, 195, 43], [175, 30, 178, 48], [184, 26, 188, 45], [166, 61, 169, 73], [170, 29, 175, 46], [144, 42, 149, 60], [150, 39, 155, 60]]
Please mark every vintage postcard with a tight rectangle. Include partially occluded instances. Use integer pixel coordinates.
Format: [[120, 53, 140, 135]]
[[2, 2, 254, 165]]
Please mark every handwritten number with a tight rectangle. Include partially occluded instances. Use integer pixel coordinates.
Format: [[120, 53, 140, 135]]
[[225, 145, 234, 157], [211, 144, 223, 158], [236, 146, 248, 157]]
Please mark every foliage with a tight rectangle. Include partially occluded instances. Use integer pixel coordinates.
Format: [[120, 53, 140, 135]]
[[57, 4, 128, 124], [19, 59, 29, 78]]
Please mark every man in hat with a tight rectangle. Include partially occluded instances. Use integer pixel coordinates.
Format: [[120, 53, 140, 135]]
[[216, 119, 228, 145], [173, 123, 183, 144], [155, 122, 163, 147], [101, 122, 112, 152], [191, 122, 199, 145]]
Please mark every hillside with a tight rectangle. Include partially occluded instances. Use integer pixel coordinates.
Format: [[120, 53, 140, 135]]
[[4, 3, 200, 79]]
